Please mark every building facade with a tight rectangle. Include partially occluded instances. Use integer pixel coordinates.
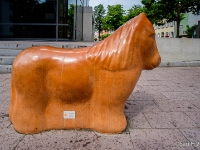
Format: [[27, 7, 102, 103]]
[[154, 21, 176, 38], [154, 12, 200, 38], [0, 0, 93, 41]]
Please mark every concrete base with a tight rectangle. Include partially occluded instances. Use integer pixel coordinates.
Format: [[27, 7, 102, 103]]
[[160, 60, 200, 67]]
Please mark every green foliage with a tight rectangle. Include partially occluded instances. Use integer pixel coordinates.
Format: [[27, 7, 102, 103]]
[[103, 4, 126, 30], [94, 4, 106, 39], [141, 0, 200, 37], [68, 4, 75, 27], [100, 34, 111, 40], [186, 24, 198, 38], [125, 5, 146, 21]]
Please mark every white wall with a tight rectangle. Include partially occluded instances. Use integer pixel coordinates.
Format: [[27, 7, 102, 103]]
[[156, 38, 200, 62], [188, 13, 200, 26]]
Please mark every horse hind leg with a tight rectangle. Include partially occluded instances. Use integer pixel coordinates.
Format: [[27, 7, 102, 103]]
[[9, 72, 49, 134]]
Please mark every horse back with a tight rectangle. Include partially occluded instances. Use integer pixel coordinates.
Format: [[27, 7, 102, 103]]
[[11, 46, 93, 104]]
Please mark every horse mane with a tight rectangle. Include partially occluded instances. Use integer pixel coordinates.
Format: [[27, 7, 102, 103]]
[[87, 13, 150, 71]]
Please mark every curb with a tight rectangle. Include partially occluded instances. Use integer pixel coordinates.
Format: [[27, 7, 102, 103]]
[[159, 60, 200, 67]]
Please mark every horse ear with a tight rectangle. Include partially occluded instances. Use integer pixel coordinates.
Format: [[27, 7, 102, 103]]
[[138, 12, 147, 20], [137, 12, 152, 27]]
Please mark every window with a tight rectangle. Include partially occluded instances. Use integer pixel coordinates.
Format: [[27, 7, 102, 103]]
[[170, 32, 174, 38], [170, 22, 173, 27], [179, 25, 183, 30], [165, 32, 169, 38], [0, 0, 88, 41], [197, 4, 200, 15], [161, 32, 164, 37]]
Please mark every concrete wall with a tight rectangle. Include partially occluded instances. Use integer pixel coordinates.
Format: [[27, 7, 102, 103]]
[[74, 6, 83, 41], [82, 7, 94, 42], [74, 6, 94, 42], [156, 38, 200, 62]]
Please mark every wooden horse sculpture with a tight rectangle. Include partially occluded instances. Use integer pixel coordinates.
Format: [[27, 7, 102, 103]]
[[9, 13, 161, 134]]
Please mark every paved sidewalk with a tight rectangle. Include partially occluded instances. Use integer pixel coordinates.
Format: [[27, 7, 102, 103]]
[[0, 67, 200, 150]]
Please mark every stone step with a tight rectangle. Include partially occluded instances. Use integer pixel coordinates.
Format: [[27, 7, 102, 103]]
[[0, 65, 12, 73], [0, 49, 22, 56], [0, 56, 15, 65], [0, 43, 32, 50]]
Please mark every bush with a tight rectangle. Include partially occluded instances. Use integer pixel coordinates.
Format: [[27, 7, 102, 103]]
[[100, 34, 111, 40], [186, 25, 197, 38]]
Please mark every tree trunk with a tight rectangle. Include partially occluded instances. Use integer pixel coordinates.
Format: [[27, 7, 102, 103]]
[[176, 19, 180, 38], [98, 30, 101, 40], [98, 25, 101, 40], [176, 8, 181, 38]]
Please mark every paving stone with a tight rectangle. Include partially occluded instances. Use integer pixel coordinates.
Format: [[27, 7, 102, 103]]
[[180, 129, 200, 149], [149, 92, 169, 101], [191, 90, 200, 98], [189, 100, 200, 109], [15, 130, 77, 150], [161, 92, 199, 101], [155, 75, 172, 81], [185, 112, 200, 125], [124, 100, 161, 113], [94, 132, 134, 150], [148, 80, 174, 86], [127, 94, 134, 100], [137, 80, 152, 86], [131, 92, 155, 101], [130, 129, 195, 150], [0, 125, 25, 150], [0, 98, 10, 116], [144, 112, 198, 129], [166, 83, 194, 92], [142, 85, 173, 92], [154, 100, 200, 112], [132, 85, 145, 93], [74, 131, 100, 149], [0, 115, 11, 136], [126, 112, 151, 129], [139, 75, 158, 81], [0, 84, 10, 93], [1, 67, 200, 149]]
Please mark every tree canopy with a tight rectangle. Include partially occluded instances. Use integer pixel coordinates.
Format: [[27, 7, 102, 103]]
[[125, 5, 146, 22], [142, 0, 200, 37], [94, 4, 106, 39], [93, 0, 200, 39], [103, 4, 125, 30]]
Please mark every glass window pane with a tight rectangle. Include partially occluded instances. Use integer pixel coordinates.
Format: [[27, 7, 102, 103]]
[[1, 0, 56, 23], [58, 25, 73, 39], [0, 25, 56, 39]]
